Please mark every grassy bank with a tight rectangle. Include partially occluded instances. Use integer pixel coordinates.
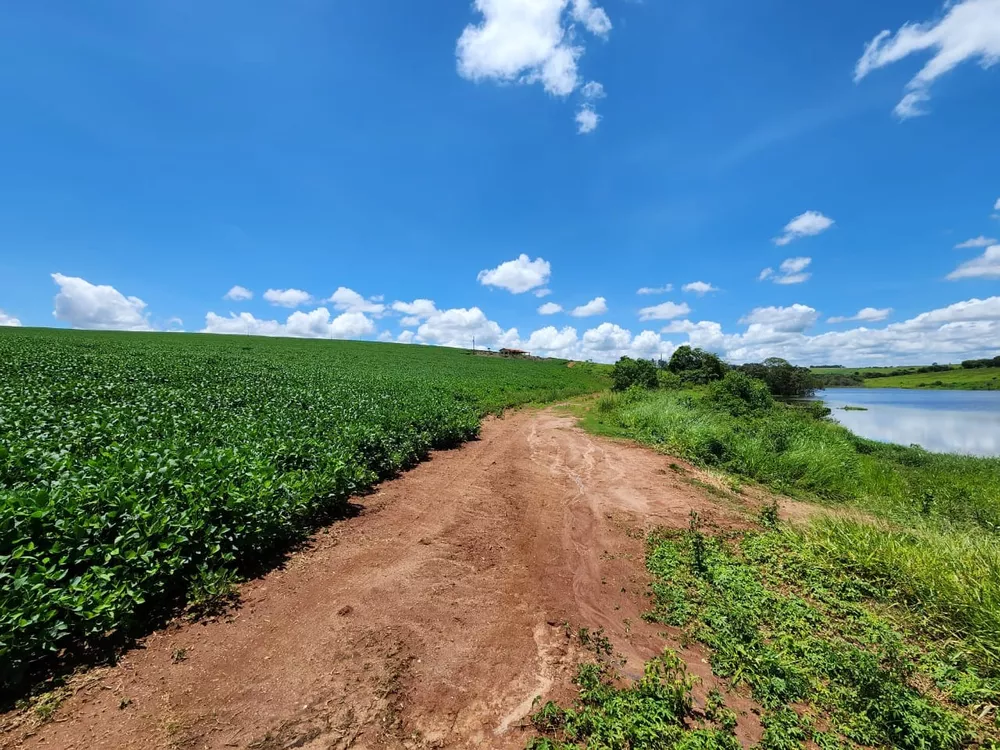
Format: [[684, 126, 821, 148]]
[[812, 365, 1000, 390], [539, 381, 1000, 748], [862, 367, 1000, 390]]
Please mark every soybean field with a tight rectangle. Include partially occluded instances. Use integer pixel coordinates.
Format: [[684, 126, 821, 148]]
[[0, 328, 606, 697]]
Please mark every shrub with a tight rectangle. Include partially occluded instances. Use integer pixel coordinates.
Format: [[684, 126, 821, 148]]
[[667, 345, 727, 384], [611, 356, 658, 392], [708, 371, 774, 416]]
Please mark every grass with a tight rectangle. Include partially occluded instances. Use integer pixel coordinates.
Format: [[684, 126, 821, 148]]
[[551, 382, 1000, 748], [811, 365, 1000, 390], [862, 367, 1000, 390], [643, 525, 999, 748]]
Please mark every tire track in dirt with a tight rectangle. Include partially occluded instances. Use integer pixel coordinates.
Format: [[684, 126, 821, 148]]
[[3, 408, 763, 749]]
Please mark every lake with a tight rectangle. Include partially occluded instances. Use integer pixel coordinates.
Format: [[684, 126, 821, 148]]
[[819, 388, 1000, 457]]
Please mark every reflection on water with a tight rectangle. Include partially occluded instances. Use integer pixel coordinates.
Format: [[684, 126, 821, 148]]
[[819, 388, 1000, 457]]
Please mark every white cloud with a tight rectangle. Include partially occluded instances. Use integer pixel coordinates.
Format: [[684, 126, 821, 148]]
[[571, 0, 612, 36], [740, 304, 819, 333], [828, 307, 893, 324], [538, 302, 563, 315], [51, 273, 153, 331], [955, 235, 997, 249], [575, 105, 600, 134], [515, 321, 676, 363], [637, 284, 673, 295], [263, 288, 312, 308], [416, 306, 519, 349], [762, 257, 813, 285], [328, 287, 386, 316], [456, 0, 611, 98], [774, 211, 834, 246], [581, 80, 605, 99], [582, 322, 632, 351], [377, 331, 394, 342], [224, 285, 253, 301], [682, 281, 719, 296], [657, 296, 1000, 366], [854, 0, 1000, 119], [569, 296, 608, 317], [202, 307, 375, 340], [534, 288, 553, 298], [477, 254, 551, 294], [397, 330, 416, 344], [995, 198, 1000, 211], [166, 317, 184, 330], [392, 298, 438, 322], [0, 309, 21, 327], [526, 325, 578, 353], [638, 301, 691, 321], [947, 245, 1000, 279]]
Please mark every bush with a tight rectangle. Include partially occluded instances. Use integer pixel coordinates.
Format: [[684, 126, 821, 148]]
[[667, 345, 727, 384], [611, 356, 658, 392], [708, 371, 774, 416]]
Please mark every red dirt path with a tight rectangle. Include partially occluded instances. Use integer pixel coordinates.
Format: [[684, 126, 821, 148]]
[[3, 408, 764, 749]]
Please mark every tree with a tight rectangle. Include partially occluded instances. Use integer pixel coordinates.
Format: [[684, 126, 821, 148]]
[[738, 358, 817, 398], [667, 346, 727, 384], [611, 356, 659, 392]]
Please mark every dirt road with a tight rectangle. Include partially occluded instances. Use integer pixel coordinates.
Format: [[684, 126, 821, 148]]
[[4, 408, 761, 749]]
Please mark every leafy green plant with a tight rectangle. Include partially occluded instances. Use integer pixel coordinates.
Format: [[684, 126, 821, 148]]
[[0, 328, 607, 698]]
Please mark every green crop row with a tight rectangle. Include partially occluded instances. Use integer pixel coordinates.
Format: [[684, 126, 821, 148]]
[[0, 328, 606, 696]]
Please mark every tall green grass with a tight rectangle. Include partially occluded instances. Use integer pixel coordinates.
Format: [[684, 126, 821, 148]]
[[593, 385, 1000, 675]]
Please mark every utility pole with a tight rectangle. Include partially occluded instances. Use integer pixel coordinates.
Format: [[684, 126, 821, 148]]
[[472, 336, 476, 352]]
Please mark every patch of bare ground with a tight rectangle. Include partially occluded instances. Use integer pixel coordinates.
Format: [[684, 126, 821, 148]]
[[2, 409, 768, 750]]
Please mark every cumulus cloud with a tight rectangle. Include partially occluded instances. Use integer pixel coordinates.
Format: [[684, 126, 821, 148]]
[[166, 317, 184, 330], [538, 302, 563, 315], [955, 236, 997, 249], [263, 288, 312, 308], [995, 198, 1000, 211], [947, 245, 1000, 279], [854, 0, 1000, 119], [659, 296, 1000, 366], [456, 0, 611, 97], [416, 306, 519, 349], [761, 257, 812, 285], [328, 287, 386, 316], [575, 105, 600, 134], [224, 285, 253, 301], [526, 325, 578, 353], [740, 304, 819, 333], [477, 254, 551, 294], [682, 281, 719, 296], [397, 330, 416, 344], [774, 211, 834, 246], [570, 296, 608, 317], [637, 284, 673, 295], [638, 301, 691, 321], [392, 298, 438, 322], [455, 0, 611, 129], [534, 288, 553, 298], [51, 273, 153, 331], [202, 307, 375, 339], [828, 307, 893, 324], [0, 309, 22, 326]]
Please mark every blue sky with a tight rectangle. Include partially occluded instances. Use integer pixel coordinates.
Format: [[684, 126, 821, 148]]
[[1, 0, 998, 364]]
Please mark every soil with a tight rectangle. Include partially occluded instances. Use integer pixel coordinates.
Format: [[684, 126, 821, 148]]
[[2, 408, 767, 749]]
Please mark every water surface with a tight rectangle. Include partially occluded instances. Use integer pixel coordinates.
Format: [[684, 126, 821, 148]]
[[819, 388, 1000, 457]]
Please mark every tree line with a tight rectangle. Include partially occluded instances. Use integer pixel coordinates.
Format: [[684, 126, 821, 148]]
[[611, 345, 818, 398]]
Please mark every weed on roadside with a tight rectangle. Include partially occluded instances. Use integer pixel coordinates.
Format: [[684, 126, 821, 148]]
[[644, 527, 998, 749]]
